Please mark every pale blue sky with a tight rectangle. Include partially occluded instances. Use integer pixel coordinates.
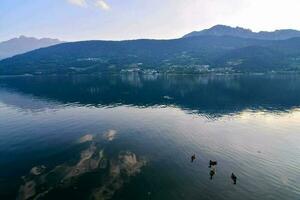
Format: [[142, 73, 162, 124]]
[[1, 0, 300, 42]]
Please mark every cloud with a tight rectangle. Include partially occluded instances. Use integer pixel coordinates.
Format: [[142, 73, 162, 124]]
[[95, 0, 110, 10], [67, 0, 110, 10], [68, 0, 86, 7]]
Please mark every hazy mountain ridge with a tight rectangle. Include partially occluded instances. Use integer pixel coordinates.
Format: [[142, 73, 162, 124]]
[[0, 36, 63, 60], [1, 26, 300, 75], [183, 25, 300, 40]]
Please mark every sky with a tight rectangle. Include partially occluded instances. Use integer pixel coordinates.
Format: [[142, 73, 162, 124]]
[[1, 0, 300, 42]]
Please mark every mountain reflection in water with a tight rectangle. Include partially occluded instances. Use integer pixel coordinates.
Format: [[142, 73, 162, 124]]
[[1, 74, 300, 116]]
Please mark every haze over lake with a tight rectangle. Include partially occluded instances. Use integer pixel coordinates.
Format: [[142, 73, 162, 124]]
[[0, 74, 299, 200]]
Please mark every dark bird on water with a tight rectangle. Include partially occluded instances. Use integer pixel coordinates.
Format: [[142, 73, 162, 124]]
[[209, 160, 217, 168], [209, 169, 216, 180], [231, 173, 237, 184], [191, 154, 196, 162]]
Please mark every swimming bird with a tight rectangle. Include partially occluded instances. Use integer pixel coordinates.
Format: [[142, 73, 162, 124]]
[[191, 154, 196, 162], [231, 173, 237, 184], [209, 160, 217, 168], [209, 168, 216, 180]]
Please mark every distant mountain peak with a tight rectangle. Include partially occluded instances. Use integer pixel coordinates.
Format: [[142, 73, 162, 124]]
[[0, 36, 63, 60], [210, 24, 249, 31], [210, 24, 230, 29], [183, 25, 300, 40]]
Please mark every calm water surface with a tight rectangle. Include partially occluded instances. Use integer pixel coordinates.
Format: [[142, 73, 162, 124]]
[[0, 74, 299, 200]]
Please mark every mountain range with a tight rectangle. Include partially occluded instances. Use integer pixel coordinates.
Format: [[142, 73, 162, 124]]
[[0, 36, 62, 60], [1, 25, 300, 75], [183, 25, 300, 40]]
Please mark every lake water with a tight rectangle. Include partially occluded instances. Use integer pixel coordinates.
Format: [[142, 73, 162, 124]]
[[0, 74, 299, 200]]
